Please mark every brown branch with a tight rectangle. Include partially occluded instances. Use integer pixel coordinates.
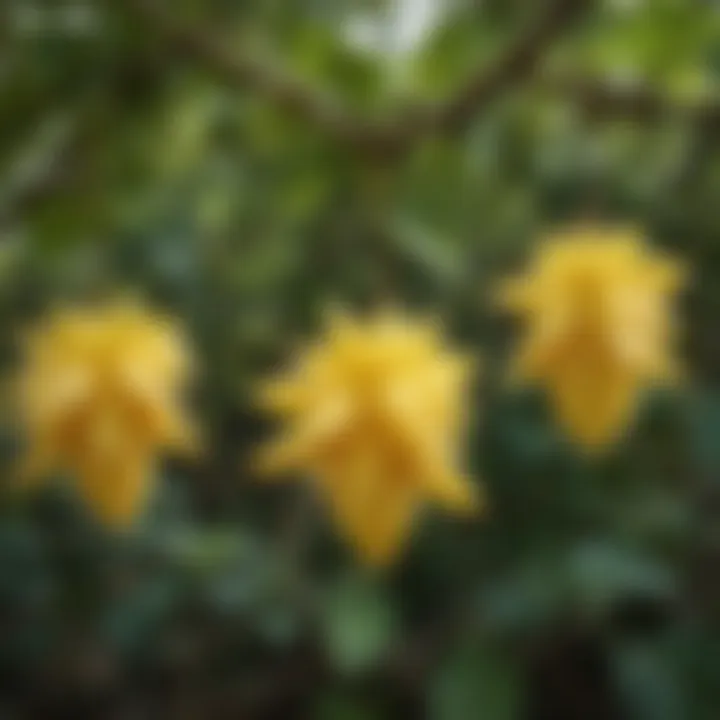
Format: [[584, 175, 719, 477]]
[[126, 0, 593, 157], [124, 0, 390, 151], [547, 75, 720, 130], [404, 0, 594, 139]]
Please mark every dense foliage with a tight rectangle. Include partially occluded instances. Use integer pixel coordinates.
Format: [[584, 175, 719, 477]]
[[0, 0, 719, 717]]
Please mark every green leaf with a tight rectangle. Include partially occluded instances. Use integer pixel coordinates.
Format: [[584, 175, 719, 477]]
[[155, 527, 263, 574], [481, 558, 569, 634], [567, 541, 675, 616], [686, 390, 720, 475], [321, 573, 398, 675], [314, 691, 384, 720], [387, 217, 464, 284], [612, 639, 685, 720], [104, 578, 177, 655], [430, 640, 521, 720]]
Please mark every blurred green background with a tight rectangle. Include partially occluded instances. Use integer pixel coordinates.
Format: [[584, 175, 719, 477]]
[[1, 0, 719, 717]]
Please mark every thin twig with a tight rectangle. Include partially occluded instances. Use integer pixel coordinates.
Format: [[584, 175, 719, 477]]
[[545, 75, 720, 130], [0, 57, 167, 227], [0, 116, 87, 228]]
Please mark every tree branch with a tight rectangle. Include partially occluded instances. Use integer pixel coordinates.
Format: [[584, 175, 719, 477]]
[[124, 0, 389, 151], [404, 0, 593, 139], [126, 0, 592, 156], [547, 75, 720, 130]]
